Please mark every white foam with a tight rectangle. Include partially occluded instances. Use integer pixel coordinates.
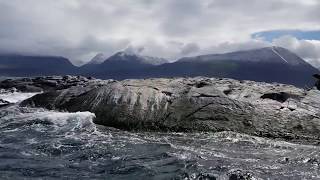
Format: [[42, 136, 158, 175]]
[[0, 91, 39, 103], [0, 106, 96, 134], [33, 111, 95, 126]]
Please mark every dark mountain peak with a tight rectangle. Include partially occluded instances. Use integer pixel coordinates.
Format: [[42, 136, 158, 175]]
[[267, 46, 309, 66], [103, 51, 143, 65], [84, 51, 144, 67], [111, 51, 139, 59], [104, 51, 168, 65], [79, 51, 169, 79], [88, 53, 108, 65], [117, 51, 138, 56], [0, 53, 67, 60], [0, 54, 74, 65], [2, 47, 318, 87], [0, 54, 76, 77], [179, 46, 308, 66]]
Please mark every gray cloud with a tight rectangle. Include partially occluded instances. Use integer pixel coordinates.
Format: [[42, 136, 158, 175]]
[[273, 35, 320, 67], [0, 0, 319, 65], [180, 43, 200, 56], [123, 45, 145, 55], [202, 40, 270, 55]]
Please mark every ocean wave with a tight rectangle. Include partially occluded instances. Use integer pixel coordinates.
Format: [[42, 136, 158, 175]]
[[1, 92, 320, 179], [0, 89, 39, 103], [0, 106, 96, 134]]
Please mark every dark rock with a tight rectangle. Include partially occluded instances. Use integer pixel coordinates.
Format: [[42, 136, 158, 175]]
[[194, 81, 211, 88], [16, 85, 43, 92], [260, 92, 300, 103], [307, 158, 318, 164], [198, 173, 217, 180], [0, 76, 92, 92], [20, 77, 320, 143], [0, 99, 11, 107], [313, 74, 320, 79], [313, 74, 320, 90], [223, 89, 232, 95], [228, 170, 253, 180], [285, 157, 289, 162]]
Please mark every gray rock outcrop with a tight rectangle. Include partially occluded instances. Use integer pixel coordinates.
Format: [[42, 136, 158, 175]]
[[19, 76, 320, 143], [0, 75, 94, 92]]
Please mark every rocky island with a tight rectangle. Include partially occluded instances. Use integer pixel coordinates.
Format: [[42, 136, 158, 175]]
[[2, 75, 320, 145]]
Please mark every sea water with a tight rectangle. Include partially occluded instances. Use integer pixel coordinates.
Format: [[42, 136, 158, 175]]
[[0, 92, 320, 179]]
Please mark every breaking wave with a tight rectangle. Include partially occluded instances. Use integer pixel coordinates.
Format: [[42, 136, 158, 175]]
[[0, 89, 39, 103]]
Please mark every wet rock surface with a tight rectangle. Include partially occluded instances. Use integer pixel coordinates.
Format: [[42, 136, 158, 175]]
[[10, 76, 320, 143], [0, 99, 11, 107], [0, 75, 95, 92]]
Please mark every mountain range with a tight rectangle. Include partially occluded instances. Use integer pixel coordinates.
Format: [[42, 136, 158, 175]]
[[0, 47, 319, 87], [146, 46, 319, 87], [0, 54, 77, 77], [79, 51, 169, 79]]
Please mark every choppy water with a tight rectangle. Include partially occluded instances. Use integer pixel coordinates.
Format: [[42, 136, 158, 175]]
[[0, 92, 320, 179]]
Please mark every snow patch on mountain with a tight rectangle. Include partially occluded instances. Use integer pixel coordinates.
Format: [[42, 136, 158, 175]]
[[271, 46, 288, 63]]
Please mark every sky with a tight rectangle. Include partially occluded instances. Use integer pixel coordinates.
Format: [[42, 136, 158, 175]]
[[0, 0, 319, 66]]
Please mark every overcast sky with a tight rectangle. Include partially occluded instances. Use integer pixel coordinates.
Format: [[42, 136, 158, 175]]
[[0, 0, 319, 66]]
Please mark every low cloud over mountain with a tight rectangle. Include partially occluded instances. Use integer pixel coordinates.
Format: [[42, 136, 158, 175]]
[[0, 0, 319, 65], [1, 47, 318, 87]]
